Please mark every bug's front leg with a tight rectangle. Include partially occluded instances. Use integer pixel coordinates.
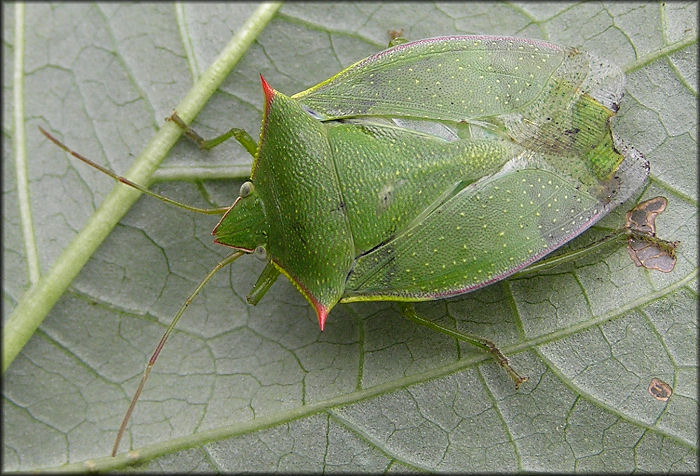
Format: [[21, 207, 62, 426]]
[[167, 111, 258, 157]]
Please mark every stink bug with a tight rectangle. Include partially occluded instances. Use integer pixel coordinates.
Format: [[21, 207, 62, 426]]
[[39, 35, 651, 457]]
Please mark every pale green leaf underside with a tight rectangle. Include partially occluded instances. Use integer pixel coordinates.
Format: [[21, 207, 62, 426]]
[[2, 2, 697, 473]]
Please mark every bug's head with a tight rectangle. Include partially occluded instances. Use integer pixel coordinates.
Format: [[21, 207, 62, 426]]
[[212, 181, 268, 252]]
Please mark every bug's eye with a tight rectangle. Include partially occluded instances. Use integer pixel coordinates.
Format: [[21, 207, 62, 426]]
[[254, 245, 267, 260], [239, 181, 254, 198]]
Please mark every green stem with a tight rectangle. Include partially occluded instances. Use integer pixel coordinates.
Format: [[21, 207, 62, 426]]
[[2, 2, 282, 372], [13, 3, 41, 285]]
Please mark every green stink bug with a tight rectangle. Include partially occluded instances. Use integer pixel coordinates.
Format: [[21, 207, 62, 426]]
[[246, 35, 650, 326], [39, 35, 651, 457]]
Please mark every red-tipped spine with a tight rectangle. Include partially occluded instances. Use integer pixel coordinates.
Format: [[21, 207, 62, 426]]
[[314, 304, 329, 331], [260, 74, 275, 106]]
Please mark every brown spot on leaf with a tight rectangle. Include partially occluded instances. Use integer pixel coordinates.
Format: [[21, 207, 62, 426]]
[[625, 196, 679, 273], [648, 377, 672, 401]]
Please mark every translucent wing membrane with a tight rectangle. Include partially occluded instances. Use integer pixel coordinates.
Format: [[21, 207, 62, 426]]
[[295, 36, 572, 121]]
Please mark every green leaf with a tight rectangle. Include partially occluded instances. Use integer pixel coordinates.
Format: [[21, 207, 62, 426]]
[[3, 2, 697, 472]]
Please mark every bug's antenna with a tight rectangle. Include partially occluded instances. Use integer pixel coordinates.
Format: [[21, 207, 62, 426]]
[[39, 127, 229, 215], [111, 251, 244, 456]]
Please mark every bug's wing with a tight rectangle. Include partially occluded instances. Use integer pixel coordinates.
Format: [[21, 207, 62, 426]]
[[342, 143, 648, 301], [294, 35, 624, 157]]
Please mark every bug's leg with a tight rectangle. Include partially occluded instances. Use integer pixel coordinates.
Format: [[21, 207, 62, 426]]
[[399, 303, 527, 389], [167, 112, 257, 157], [518, 196, 679, 276], [247, 261, 281, 305], [516, 229, 629, 276]]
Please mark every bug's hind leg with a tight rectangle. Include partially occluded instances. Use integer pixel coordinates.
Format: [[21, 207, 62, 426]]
[[399, 303, 527, 388]]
